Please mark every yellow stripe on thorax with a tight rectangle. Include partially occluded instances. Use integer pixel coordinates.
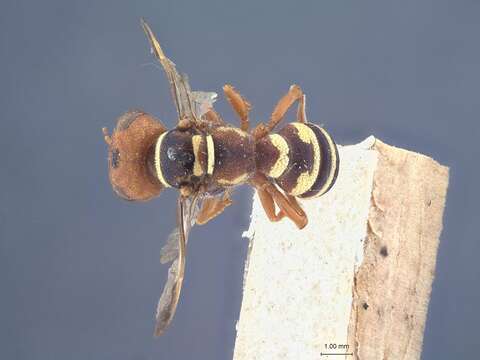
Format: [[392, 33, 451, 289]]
[[290, 123, 321, 196], [192, 135, 203, 177], [206, 135, 215, 175], [155, 133, 171, 187]]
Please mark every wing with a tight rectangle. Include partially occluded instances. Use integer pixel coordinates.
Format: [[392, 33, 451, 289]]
[[159, 194, 203, 264], [159, 228, 181, 265], [159, 189, 231, 263], [141, 19, 218, 124], [191, 91, 218, 120], [154, 193, 201, 336]]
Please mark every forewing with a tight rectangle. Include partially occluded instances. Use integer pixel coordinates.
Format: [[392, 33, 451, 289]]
[[159, 194, 203, 264], [159, 228, 180, 264], [154, 256, 182, 337], [141, 19, 198, 122], [154, 194, 201, 336]]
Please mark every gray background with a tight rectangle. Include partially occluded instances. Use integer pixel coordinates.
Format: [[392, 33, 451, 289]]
[[1, 0, 478, 359]]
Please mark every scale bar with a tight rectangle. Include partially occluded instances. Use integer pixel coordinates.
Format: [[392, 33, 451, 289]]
[[320, 353, 353, 356]]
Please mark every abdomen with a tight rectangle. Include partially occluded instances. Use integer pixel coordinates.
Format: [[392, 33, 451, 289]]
[[255, 122, 339, 198], [209, 127, 256, 187]]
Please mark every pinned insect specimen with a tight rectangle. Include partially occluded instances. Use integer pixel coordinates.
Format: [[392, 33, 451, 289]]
[[103, 19, 339, 336]]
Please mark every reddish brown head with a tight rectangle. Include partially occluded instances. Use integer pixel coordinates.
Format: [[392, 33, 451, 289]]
[[103, 110, 167, 201]]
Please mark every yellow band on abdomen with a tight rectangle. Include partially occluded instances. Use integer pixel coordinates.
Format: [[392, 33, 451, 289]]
[[267, 134, 289, 178], [314, 127, 337, 197], [290, 123, 321, 196]]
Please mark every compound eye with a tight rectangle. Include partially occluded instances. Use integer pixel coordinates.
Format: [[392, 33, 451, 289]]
[[111, 148, 120, 168]]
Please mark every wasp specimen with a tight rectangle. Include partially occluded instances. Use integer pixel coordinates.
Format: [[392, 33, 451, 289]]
[[103, 19, 339, 337]]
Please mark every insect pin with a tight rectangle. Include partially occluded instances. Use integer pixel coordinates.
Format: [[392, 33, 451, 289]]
[[103, 19, 339, 337]]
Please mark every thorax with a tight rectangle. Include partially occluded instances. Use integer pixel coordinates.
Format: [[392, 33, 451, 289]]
[[150, 126, 256, 191]]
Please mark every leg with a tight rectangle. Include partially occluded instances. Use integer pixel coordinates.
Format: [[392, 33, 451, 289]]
[[252, 84, 305, 140], [196, 192, 233, 225], [203, 108, 225, 126], [257, 187, 286, 222], [276, 194, 307, 221], [296, 94, 307, 123], [251, 174, 308, 229], [223, 84, 251, 131]]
